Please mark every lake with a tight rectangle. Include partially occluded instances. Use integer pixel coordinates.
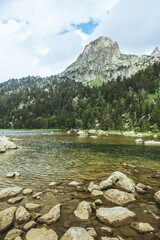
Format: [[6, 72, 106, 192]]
[[0, 130, 160, 240]]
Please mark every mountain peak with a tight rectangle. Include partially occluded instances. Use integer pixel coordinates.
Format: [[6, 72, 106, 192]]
[[76, 36, 121, 65], [151, 47, 160, 56]]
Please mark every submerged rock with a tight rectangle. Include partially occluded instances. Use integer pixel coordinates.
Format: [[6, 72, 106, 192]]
[[26, 228, 58, 240], [25, 203, 41, 211], [0, 187, 22, 200], [74, 201, 92, 220], [38, 204, 61, 224], [99, 171, 135, 193], [0, 207, 16, 233], [104, 189, 136, 206], [60, 227, 94, 240], [96, 206, 136, 226], [130, 222, 154, 233]]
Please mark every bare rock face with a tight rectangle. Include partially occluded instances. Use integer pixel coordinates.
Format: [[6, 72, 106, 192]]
[[38, 204, 61, 224], [0, 187, 23, 200], [74, 201, 92, 220], [96, 206, 136, 226], [104, 189, 136, 206], [0, 207, 17, 233], [15, 206, 31, 224], [60, 227, 94, 240], [26, 228, 58, 240], [130, 222, 154, 233], [60, 36, 160, 85], [99, 171, 135, 193]]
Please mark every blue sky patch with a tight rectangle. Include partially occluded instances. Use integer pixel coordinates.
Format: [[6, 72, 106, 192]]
[[71, 18, 99, 35]]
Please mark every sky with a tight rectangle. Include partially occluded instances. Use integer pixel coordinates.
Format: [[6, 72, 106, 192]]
[[0, 0, 160, 83]]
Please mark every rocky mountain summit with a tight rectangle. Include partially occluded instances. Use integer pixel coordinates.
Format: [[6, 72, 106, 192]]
[[59, 36, 160, 85]]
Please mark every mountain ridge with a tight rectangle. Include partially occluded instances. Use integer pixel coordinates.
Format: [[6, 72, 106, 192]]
[[59, 36, 160, 85]]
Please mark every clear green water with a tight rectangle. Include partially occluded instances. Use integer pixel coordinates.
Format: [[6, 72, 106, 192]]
[[0, 130, 160, 240], [0, 130, 160, 190]]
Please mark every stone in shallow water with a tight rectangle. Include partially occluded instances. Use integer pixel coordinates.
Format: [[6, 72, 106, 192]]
[[60, 227, 94, 240], [26, 228, 58, 240], [0, 187, 22, 200], [104, 189, 136, 206], [88, 182, 100, 192], [4, 228, 23, 240], [0, 207, 17, 233], [38, 204, 61, 224], [22, 188, 33, 195], [74, 201, 92, 220], [25, 203, 41, 211], [154, 190, 160, 204], [15, 206, 31, 224], [130, 222, 154, 233], [23, 220, 37, 231], [96, 206, 136, 226], [99, 171, 135, 193], [68, 181, 80, 186], [7, 196, 23, 204], [91, 190, 103, 197]]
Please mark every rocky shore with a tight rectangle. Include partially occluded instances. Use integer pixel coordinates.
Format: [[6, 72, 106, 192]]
[[0, 171, 160, 240]]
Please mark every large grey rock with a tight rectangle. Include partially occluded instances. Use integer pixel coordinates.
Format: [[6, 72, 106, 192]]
[[130, 222, 154, 233], [96, 206, 136, 226], [0, 136, 17, 151], [38, 204, 61, 224], [154, 190, 160, 204], [60, 227, 94, 240], [99, 171, 135, 193], [0, 207, 17, 232], [4, 229, 23, 240], [74, 201, 92, 220], [104, 189, 136, 206], [15, 206, 31, 224], [26, 228, 58, 240], [0, 187, 23, 200]]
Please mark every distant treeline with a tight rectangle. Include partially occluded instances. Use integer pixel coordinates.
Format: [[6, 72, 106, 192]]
[[0, 62, 160, 132]]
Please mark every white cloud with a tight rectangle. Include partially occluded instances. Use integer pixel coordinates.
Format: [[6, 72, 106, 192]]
[[0, 0, 160, 82]]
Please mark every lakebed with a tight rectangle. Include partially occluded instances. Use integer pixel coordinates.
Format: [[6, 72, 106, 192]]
[[0, 130, 160, 240]]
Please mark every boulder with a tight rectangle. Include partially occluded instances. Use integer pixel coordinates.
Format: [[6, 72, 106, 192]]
[[0, 207, 17, 232], [60, 227, 94, 240], [0, 187, 22, 200], [130, 222, 154, 233], [38, 204, 61, 224], [104, 189, 136, 206], [0, 136, 17, 151], [96, 206, 136, 226], [26, 228, 58, 240], [25, 203, 41, 211], [4, 229, 23, 240], [99, 171, 135, 193], [154, 190, 160, 204], [15, 206, 31, 224], [74, 201, 92, 220]]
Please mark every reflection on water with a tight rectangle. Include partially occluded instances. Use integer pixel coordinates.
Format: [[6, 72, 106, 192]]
[[0, 130, 160, 191]]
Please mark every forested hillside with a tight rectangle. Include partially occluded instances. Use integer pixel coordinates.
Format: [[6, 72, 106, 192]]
[[0, 62, 160, 132]]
